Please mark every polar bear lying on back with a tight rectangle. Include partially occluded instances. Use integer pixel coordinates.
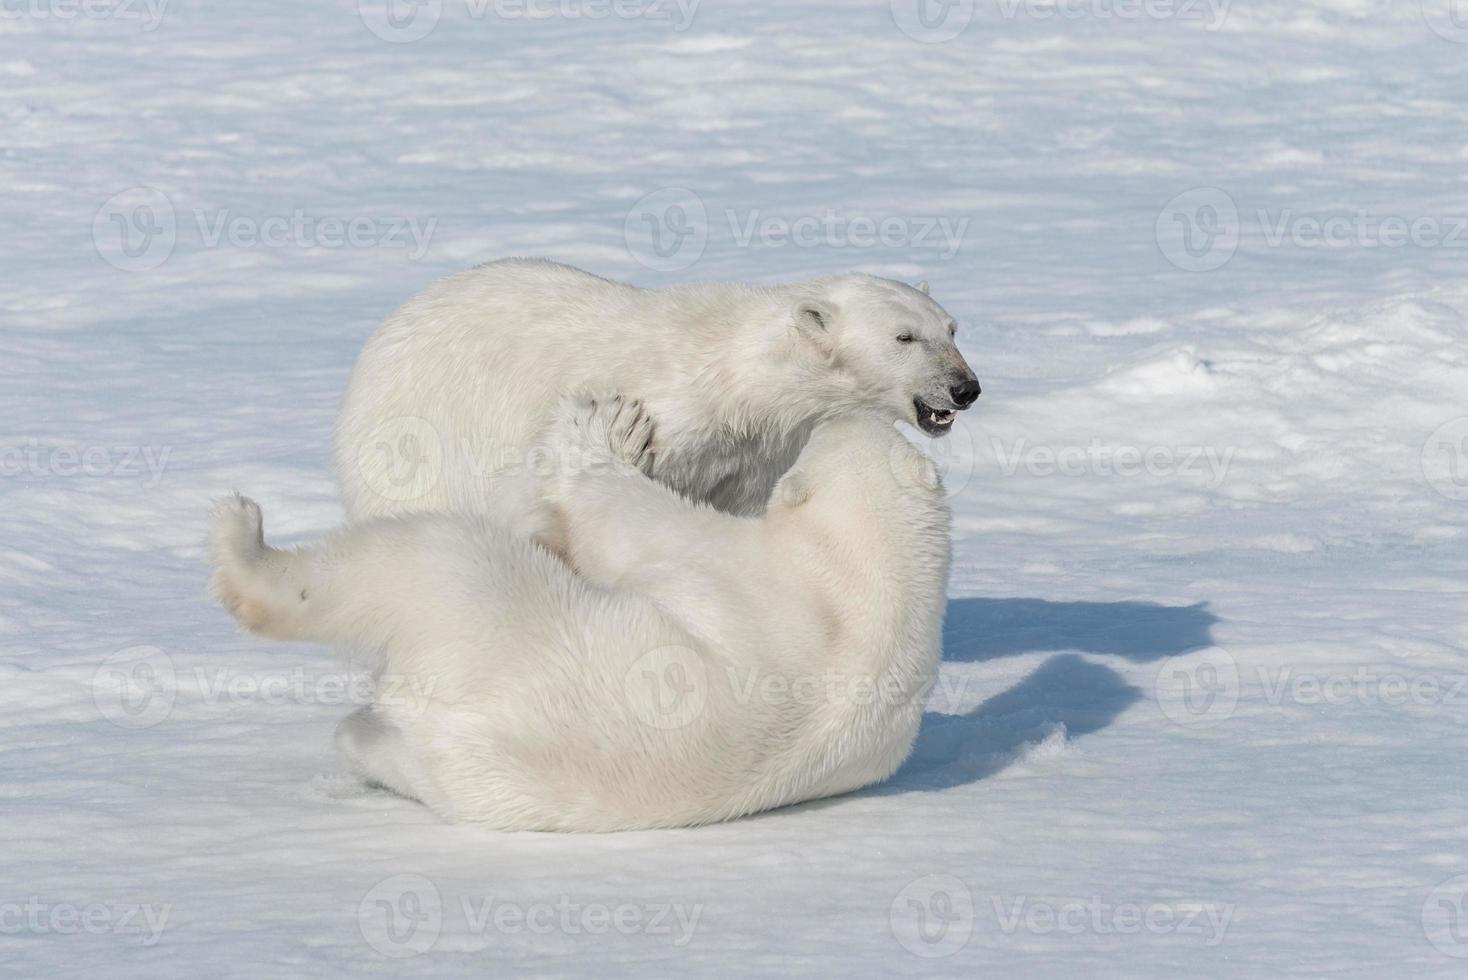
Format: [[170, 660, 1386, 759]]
[[213, 397, 951, 831], [335, 259, 979, 519]]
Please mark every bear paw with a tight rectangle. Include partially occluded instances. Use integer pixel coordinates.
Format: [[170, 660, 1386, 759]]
[[208, 493, 270, 630], [556, 392, 656, 475], [210, 493, 265, 571]]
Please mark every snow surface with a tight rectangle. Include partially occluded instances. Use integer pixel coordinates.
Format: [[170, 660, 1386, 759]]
[[4, 0, 1468, 975]]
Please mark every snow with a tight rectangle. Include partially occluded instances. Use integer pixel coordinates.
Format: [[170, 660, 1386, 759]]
[[4, 0, 1468, 975]]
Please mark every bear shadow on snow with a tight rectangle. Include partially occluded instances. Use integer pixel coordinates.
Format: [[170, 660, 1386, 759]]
[[942, 597, 1218, 664], [872, 597, 1218, 795]]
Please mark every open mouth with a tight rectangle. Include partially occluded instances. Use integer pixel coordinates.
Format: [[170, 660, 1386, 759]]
[[913, 397, 958, 436]]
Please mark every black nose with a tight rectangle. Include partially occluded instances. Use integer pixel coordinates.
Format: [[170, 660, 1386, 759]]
[[950, 378, 981, 408]]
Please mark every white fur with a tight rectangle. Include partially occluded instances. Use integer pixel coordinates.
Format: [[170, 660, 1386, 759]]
[[213, 400, 951, 832], [334, 259, 976, 519]]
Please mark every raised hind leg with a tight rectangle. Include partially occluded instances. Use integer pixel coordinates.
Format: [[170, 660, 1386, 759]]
[[208, 494, 324, 642]]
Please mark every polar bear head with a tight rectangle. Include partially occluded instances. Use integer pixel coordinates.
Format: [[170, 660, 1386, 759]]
[[792, 275, 979, 437]]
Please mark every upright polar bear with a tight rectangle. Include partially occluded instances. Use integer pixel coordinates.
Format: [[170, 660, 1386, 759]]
[[212, 398, 951, 831], [335, 259, 979, 518]]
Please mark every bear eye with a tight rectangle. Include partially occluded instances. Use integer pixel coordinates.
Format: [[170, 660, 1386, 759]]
[[896, 333, 915, 344]]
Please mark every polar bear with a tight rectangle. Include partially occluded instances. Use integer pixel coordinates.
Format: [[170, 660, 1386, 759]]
[[334, 259, 978, 519], [212, 398, 951, 832]]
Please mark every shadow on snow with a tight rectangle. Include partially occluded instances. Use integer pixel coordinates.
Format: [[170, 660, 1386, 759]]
[[875, 597, 1218, 794]]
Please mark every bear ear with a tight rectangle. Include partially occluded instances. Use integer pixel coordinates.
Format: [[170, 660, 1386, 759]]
[[914, 280, 929, 295], [774, 469, 813, 508], [794, 300, 838, 345]]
